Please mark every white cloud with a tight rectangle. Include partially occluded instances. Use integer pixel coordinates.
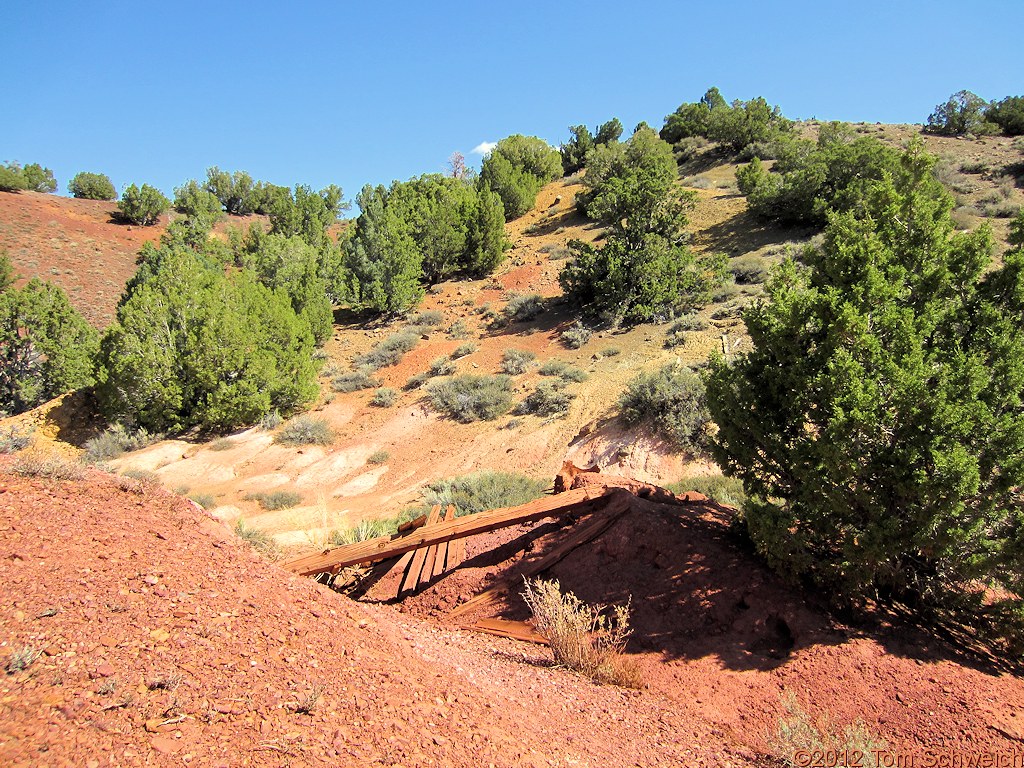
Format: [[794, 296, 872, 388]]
[[471, 141, 498, 156]]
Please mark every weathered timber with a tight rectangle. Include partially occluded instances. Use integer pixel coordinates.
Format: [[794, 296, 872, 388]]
[[282, 486, 613, 576], [400, 505, 441, 596], [430, 506, 456, 581], [468, 618, 549, 645], [449, 492, 632, 619]]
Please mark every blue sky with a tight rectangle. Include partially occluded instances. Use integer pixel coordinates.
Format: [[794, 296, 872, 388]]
[[3, 0, 1021, 207]]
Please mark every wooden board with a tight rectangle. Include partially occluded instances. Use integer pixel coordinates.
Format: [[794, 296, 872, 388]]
[[282, 486, 617, 576], [399, 505, 441, 596], [468, 618, 549, 645], [430, 505, 456, 581], [450, 493, 632, 619]]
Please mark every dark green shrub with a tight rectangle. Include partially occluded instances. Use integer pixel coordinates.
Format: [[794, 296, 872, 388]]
[[21, 164, 56, 193], [332, 370, 378, 392], [427, 374, 513, 422], [987, 95, 1024, 136], [619, 365, 710, 453], [925, 90, 995, 136], [117, 183, 169, 226], [353, 331, 419, 370], [68, 172, 116, 200], [173, 179, 223, 220], [275, 415, 335, 446], [0, 163, 27, 192], [370, 387, 397, 407], [479, 135, 562, 220], [500, 348, 535, 375], [205, 167, 256, 215]]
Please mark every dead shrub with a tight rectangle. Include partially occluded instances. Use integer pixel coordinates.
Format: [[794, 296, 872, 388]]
[[522, 578, 642, 688]]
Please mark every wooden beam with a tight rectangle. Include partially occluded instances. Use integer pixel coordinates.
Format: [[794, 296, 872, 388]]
[[448, 504, 465, 569], [282, 486, 614, 576], [430, 505, 456, 581], [449, 492, 632, 619], [467, 618, 549, 645], [400, 505, 441, 596]]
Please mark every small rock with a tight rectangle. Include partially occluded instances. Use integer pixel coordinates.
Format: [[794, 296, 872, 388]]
[[96, 663, 116, 678], [151, 735, 182, 754]]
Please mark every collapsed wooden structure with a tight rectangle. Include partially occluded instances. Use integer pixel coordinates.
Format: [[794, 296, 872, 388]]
[[281, 464, 706, 642]]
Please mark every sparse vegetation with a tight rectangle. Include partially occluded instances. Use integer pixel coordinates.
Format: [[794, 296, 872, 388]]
[[500, 348, 536, 375], [233, 518, 281, 559], [418, 471, 545, 515], [447, 319, 471, 339], [367, 449, 390, 465], [516, 381, 575, 418], [332, 370, 379, 393], [619, 365, 710, 454], [370, 387, 397, 407], [538, 360, 588, 382], [5, 646, 41, 674], [409, 309, 443, 327], [451, 342, 477, 359], [244, 490, 303, 510], [668, 474, 746, 509], [83, 424, 160, 463], [274, 415, 335, 446], [120, 468, 160, 484], [352, 331, 419, 370], [501, 293, 544, 324], [768, 693, 887, 767], [0, 425, 32, 454], [523, 578, 641, 687], [427, 375, 514, 422], [11, 451, 85, 481], [729, 255, 771, 284], [188, 493, 216, 509], [560, 323, 592, 349], [428, 355, 457, 376]]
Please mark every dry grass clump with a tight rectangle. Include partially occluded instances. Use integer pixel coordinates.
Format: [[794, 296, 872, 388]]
[[768, 692, 887, 767], [522, 578, 642, 688], [233, 518, 281, 559], [11, 450, 85, 481], [274, 415, 335, 446]]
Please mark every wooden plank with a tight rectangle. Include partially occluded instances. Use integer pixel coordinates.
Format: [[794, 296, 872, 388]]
[[282, 486, 615, 576], [449, 493, 632, 619], [447, 505, 466, 569], [430, 505, 456, 580], [400, 505, 441, 596], [468, 618, 549, 645]]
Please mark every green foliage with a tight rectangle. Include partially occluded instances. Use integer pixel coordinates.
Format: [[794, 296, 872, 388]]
[[427, 374, 513, 422], [595, 118, 624, 146], [233, 229, 333, 345], [205, 167, 256, 215], [244, 490, 303, 510], [118, 183, 169, 226], [343, 176, 506, 314], [266, 184, 346, 250], [564, 127, 725, 323], [68, 172, 116, 200], [925, 90, 995, 136], [560, 124, 595, 175], [619, 364, 710, 453], [479, 135, 561, 220], [661, 88, 792, 154], [428, 355, 457, 376], [737, 126, 903, 226], [706, 145, 1024, 631], [730, 255, 771, 284], [370, 387, 397, 407], [0, 163, 28, 192], [22, 164, 56, 193], [97, 243, 317, 433], [986, 95, 1024, 136], [275, 415, 335, 446], [419, 471, 545, 515], [0, 251, 14, 292], [500, 348, 535, 375], [352, 331, 419, 370], [173, 180, 223, 223], [769, 693, 887, 766], [517, 380, 575, 417], [0, 279, 99, 417]]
